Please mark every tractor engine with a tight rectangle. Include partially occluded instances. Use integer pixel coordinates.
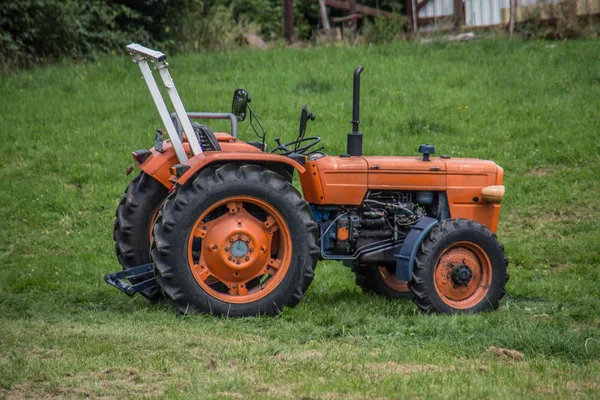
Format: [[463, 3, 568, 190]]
[[318, 191, 429, 266]]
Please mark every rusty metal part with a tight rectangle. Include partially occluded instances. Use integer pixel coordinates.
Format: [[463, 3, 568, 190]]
[[377, 266, 409, 293], [433, 241, 492, 309]]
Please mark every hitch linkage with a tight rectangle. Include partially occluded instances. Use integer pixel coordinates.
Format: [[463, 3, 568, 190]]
[[104, 263, 157, 296]]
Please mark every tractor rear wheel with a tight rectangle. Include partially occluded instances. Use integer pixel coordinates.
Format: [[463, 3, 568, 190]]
[[113, 172, 168, 300], [355, 265, 412, 299], [409, 218, 509, 313], [152, 164, 319, 316]]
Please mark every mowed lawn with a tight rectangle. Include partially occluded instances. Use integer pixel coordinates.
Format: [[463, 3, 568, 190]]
[[1, 39, 599, 399]]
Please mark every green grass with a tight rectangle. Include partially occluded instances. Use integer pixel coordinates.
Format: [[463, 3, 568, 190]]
[[1, 39, 600, 399]]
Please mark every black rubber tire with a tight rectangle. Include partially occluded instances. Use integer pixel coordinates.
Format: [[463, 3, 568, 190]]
[[152, 163, 320, 317], [409, 218, 509, 314], [355, 265, 412, 300], [114, 172, 168, 300]]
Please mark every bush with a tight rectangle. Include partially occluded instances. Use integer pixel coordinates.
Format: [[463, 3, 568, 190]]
[[0, 0, 188, 70], [363, 15, 407, 44], [177, 4, 245, 52]]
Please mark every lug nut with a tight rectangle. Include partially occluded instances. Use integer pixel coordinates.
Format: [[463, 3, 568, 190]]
[[238, 234, 242, 240], [236, 260, 240, 265], [245, 256, 250, 261], [229, 238, 234, 243], [225, 247, 230, 251], [228, 256, 232, 261], [249, 247, 254, 252]]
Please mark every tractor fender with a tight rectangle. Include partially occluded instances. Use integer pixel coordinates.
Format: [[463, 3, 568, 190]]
[[175, 152, 306, 186], [139, 144, 181, 189], [395, 217, 439, 281]]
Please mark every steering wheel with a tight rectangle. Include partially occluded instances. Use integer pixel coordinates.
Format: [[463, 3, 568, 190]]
[[270, 136, 322, 156], [270, 104, 322, 156]]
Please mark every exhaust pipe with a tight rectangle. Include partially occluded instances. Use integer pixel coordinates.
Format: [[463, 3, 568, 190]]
[[347, 65, 364, 157]]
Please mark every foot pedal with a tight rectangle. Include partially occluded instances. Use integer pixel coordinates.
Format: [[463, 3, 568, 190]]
[[104, 263, 157, 297]]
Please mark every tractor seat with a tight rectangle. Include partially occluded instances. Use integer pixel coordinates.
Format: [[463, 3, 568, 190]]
[[192, 122, 221, 151]]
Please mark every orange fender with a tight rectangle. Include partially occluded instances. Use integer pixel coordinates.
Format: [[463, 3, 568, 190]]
[[139, 142, 182, 189], [175, 151, 306, 186]]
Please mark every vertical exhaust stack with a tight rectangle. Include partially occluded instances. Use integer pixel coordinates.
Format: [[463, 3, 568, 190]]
[[347, 65, 364, 157]]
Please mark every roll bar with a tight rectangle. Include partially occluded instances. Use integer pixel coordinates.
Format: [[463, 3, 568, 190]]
[[126, 43, 202, 163], [170, 112, 238, 139]]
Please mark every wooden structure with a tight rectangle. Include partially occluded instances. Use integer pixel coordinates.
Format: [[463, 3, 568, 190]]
[[286, 0, 600, 39], [411, 0, 600, 31]]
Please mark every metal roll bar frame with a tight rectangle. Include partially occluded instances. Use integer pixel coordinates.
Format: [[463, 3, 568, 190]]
[[127, 43, 203, 163]]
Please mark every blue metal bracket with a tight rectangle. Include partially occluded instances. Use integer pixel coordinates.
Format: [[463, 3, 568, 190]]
[[104, 263, 157, 297], [395, 217, 439, 281]]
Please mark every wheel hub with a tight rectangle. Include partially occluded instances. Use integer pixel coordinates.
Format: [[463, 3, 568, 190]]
[[451, 264, 473, 286], [230, 239, 249, 258], [434, 243, 488, 302], [199, 209, 270, 284]]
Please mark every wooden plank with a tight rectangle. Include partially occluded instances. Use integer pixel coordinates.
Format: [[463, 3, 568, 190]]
[[350, 0, 357, 31], [331, 13, 363, 23], [283, 0, 294, 43], [318, 0, 331, 33], [308, 0, 397, 18], [453, 0, 464, 30]]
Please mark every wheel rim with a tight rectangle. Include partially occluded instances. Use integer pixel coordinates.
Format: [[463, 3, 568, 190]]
[[433, 241, 492, 309], [148, 205, 161, 243], [377, 266, 409, 292], [187, 196, 292, 304]]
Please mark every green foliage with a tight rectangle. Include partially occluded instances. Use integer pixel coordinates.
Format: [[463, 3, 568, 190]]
[[363, 14, 407, 44], [0, 0, 192, 70], [177, 4, 244, 53], [0, 0, 409, 71], [230, 0, 283, 40]]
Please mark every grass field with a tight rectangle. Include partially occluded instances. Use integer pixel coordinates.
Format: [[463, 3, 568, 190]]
[[1, 39, 600, 399]]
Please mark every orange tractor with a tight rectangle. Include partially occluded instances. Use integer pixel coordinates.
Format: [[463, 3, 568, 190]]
[[106, 44, 508, 316]]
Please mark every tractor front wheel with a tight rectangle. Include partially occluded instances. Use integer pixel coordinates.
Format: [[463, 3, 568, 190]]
[[152, 164, 319, 316], [355, 265, 412, 299], [409, 218, 509, 313]]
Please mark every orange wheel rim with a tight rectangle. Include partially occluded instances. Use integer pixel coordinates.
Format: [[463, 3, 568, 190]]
[[148, 206, 161, 244], [377, 266, 409, 292], [433, 241, 492, 309], [187, 196, 292, 304]]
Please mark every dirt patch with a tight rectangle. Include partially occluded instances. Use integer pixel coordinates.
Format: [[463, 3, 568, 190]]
[[298, 350, 325, 360], [363, 361, 447, 376], [252, 382, 297, 398], [318, 392, 375, 400], [565, 380, 600, 391], [215, 392, 244, 399], [485, 346, 525, 361], [529, 168, 555, 177]]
